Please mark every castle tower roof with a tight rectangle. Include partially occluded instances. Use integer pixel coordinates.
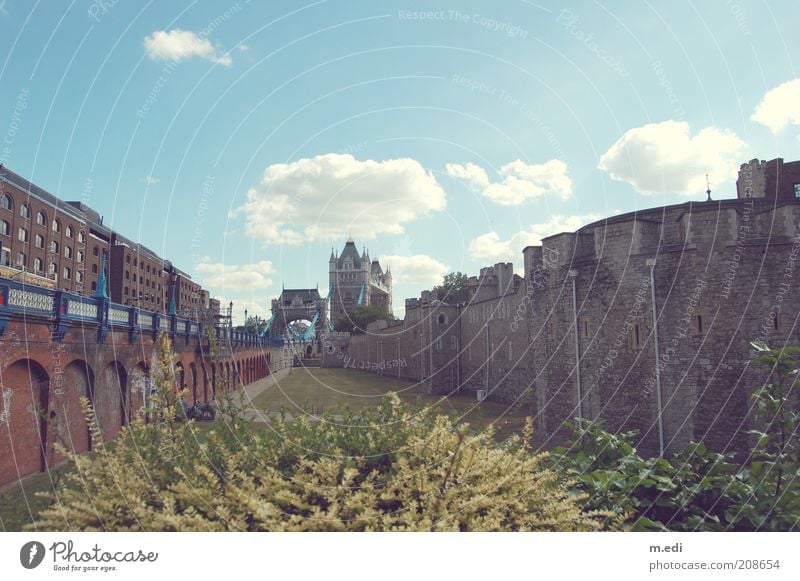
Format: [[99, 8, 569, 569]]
[[337, 239, 362, 268]]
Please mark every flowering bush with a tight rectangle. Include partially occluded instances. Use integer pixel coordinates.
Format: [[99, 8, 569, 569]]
[[32, 336, 615, 532]]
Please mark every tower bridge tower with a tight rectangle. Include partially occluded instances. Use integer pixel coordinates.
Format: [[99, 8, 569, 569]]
[[328, 238, 392, 324]]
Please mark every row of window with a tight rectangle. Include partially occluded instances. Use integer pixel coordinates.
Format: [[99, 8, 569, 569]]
[[0, 194, 84, 238], [122, 286, 162, 304], [125, 253, 159, 273], [123, 269, 162, 290]]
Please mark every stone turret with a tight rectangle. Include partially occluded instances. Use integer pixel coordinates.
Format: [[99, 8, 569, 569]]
[[329, 239, 393, 323]]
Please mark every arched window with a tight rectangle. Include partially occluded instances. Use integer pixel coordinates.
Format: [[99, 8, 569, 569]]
[[49, 240, 59, 254], [64, 246, 72, 259], [65, 225, 73, 238], [63, 266, 71, 280], [0, 219, 9, 236], [126, 255, 131, 264], [48, 262, 56, 275], [93, 246, 99, 256], [18, 227, 28, 242], [76, 271, 84, 283], [19, 203, 30, 219], [438, 313, 447, 325], [36, 211, 46, 225], [34, 257, 43, 272], [91, 281, 97, 292], [91, 263, 98, 274], [0, 193, 11, 210], [34, 233, 44, 248], [52, 219, 61, 233], [124, 286, 129, 296], [78, 231, 86, 243], [77, 250, 84, 263], [16, 251, 26, 266]]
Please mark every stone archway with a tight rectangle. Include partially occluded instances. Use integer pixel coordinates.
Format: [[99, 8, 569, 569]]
[[0, 359, 50, 487]]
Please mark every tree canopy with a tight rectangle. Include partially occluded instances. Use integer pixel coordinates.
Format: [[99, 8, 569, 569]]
[[334, 305, 393, 334], [432, 271, 469, 301]]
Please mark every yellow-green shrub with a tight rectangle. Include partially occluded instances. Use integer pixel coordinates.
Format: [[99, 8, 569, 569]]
[[32, 341, 617, 531]]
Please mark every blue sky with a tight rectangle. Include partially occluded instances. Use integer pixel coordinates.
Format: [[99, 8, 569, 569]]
[[2, 0, 799, 320]]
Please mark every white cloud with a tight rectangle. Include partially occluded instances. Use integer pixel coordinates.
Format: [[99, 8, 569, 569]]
[[215, 295, 270, 325], [377, 254, 449, 286], [469, 214, 602, 265], [598, 120, 745, 195], [232, 154, 446, 245], [194, 257, 274, 293], [446, 159, 572, 205], [143, 29, 232, 66], [144, 175, 160, 185], [752, 79, 800, 133], [445, 162, 489, 190]]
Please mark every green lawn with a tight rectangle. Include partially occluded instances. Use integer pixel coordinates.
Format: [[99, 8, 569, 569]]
[[251, 367, 530, 439]]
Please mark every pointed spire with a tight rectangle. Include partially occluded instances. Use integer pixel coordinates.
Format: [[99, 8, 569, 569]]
[[95, 250, 109, 299], [705, 174, 712, 202], [329, 246, 336, 262]]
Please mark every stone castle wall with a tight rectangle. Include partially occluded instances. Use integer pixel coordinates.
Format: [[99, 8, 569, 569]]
[[338, 198, 800, 457]]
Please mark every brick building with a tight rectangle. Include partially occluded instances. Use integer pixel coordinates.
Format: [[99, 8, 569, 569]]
[[0, 165, 214, 320], [737, 157, 800, 199], [109, 234, 167, 312], [165, 263, 202, 318], [0, 166, 108, 294]]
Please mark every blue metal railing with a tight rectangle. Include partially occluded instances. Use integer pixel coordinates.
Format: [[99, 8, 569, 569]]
[[0, 274, 281, 347]]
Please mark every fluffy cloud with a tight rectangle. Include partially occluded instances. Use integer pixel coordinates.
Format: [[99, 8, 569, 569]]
[[469, 214, 602, 265], [377, 254, 449, 286], [232, 154, 446, 245], [144, 29, 232, 66], [446, 159, 572, 205], [598, 120, 745, 195], [752, 79, 800, 133], [194, 257, 274, 292], [144, 175, 160, 185], [215, 296, 271, 325]]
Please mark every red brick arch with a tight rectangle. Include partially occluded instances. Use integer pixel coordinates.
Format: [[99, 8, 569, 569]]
[[0, 359, 50, 488]]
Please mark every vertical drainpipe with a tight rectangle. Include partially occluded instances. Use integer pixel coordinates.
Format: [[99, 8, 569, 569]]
[[647, 257, 665, 457], [569, 269, 582, 419]]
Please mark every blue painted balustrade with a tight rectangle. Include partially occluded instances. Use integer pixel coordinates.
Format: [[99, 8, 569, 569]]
[[0, 274, 280, 346]]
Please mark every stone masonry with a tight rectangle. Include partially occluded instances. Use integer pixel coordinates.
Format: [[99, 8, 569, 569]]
[[337, 197, 800, 458]]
